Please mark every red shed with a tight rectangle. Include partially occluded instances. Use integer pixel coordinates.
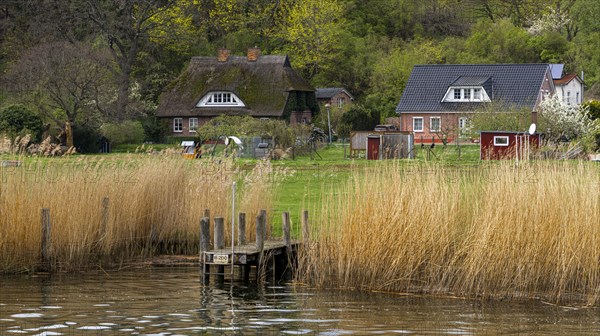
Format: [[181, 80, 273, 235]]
[[480, 131, 540, 160]]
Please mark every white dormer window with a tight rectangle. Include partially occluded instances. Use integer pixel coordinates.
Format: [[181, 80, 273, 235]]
[[442, 87, 490, 102], [197, 91, 246, 107]]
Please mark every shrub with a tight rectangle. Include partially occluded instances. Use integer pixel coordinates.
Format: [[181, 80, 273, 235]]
[[100, 120, 146, 145], [0, 104, 44, 141]]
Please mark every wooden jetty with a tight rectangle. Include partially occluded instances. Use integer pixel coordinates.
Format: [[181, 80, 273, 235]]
[[200, 209, 309, 282]]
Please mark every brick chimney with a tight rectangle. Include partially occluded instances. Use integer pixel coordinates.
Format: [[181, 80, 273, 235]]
[[217, 48, 230, 62], [247, 47, 260, 62]]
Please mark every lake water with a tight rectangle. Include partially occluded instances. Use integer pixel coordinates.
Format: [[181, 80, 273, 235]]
[[1, 267, 599, 335]]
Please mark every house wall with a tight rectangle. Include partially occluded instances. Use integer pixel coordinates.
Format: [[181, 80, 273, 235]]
[[480, 132, 540, 160], [400, 113, 463, 143], [289, 110, 312, 125], [168, 117, 212, 137], [556, 80, 584, 106], [318, 91, 353, 109]]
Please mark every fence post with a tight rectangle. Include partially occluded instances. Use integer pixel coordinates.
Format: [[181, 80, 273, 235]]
[[238, 212, 246, 246], [41, 208, 51, 271]]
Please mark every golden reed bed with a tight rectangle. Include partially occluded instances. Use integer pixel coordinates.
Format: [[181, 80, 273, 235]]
[[0, 155, 273, 273], [297, 161, 600, 305]]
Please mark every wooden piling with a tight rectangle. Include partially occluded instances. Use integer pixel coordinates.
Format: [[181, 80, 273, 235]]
[[260, 209, 269, 239], [302, 210, 309, 242], [255, 213, 264, 253], [214, 217, 225, 249], [282, 212, 291, 253], [238, 212, 246, 246], [41, 208, 51, 271], [214, 217, 225, 276], [200, 216, 211, 277]]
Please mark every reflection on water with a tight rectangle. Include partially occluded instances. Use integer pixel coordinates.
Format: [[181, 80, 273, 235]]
[[1, 268, 599, 335]]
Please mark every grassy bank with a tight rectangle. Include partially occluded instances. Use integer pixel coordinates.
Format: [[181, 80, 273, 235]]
[[0, 154, 275, 273], [296, 160, 600, 305]]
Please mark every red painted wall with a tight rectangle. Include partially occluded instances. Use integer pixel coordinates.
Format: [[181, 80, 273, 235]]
[[480, 131, 540, 160]]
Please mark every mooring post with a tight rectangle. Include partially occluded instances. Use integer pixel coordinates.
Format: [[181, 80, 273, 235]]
[[200, 216, 211, 278], [255, 211, 266, 280], [282, 212, 291, 254], [41, 208, 51, 271], [255, 213, 264, 253], [302, 210, 310, 242], [214, 217, 225, 277], [101, 197, 109, 239], [259, 209, 269, 239], [204, 208, 210, 219], [238, 212, 246, 246]]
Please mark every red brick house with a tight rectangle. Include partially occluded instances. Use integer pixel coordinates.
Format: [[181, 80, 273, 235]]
[[156, 48, 318, 136], [395, 64, 555, 143], [316, 88, 354, 109]]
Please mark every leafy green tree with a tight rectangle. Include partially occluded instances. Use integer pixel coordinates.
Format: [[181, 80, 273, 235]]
[[6, 41, 114, 147], [469, 102, 532, 135], [460, 19, 537, 63], [100, 121, 146, 145], [339, 104, 379, 133], [85, 0, 178, 121], [276, 0, 346, 80], [582, 100, 600, 120], [366, 39, 444, 119], [0, 105, 43, 141]]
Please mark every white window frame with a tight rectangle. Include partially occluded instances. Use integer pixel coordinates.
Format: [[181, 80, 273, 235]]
[[453, 88, 461, 100], [458, 117, 470, 135], [196, 91, 246, 107], [413, 117, 423, 132], [173, 118, 183, 133], [189, 118, 198, 133], [442, 86, 490, 102], [493, 136, 509, 146], [430, 117, 441, 132], [337, 97, 345, 108]]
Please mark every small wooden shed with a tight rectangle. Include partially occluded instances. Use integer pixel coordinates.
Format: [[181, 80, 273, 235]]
[[366, 133, 414, 160], [480, 131, 540, 160]]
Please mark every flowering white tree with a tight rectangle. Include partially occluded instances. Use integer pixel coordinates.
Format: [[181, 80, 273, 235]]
[[538, 94, 597, 143]]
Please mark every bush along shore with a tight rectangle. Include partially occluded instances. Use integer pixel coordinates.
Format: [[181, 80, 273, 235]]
[[296, 161, 600, 306], [0, 155, 275, 273]]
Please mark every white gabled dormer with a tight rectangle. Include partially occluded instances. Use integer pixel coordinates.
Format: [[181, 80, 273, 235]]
[[196, 91, 246, 107], [441, 76, 492, 103]]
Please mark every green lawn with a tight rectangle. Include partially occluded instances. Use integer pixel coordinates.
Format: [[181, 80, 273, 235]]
[[268, 142, 481, 234]]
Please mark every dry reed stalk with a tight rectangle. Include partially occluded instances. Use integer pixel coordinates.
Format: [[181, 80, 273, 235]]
[[0, 154, 276, 273], [296, 161, 600, 305]]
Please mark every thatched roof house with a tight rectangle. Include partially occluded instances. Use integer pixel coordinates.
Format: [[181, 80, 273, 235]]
[[156, 48, 318, 136]]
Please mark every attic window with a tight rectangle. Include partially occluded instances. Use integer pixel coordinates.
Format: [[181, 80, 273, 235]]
[[197, 91, 245, 107], [443, 87, 490, 102]]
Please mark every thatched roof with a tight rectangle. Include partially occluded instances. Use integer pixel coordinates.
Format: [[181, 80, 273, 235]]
[[156, 55, 314, 118]]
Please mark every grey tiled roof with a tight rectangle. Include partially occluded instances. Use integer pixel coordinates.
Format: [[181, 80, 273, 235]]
[[395, 64, 551, 113], [316, 87, 354, 100], [451, 76, 491, 86]]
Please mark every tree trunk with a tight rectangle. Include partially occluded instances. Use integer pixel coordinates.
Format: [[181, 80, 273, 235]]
[[65, 121, 73, 148]]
